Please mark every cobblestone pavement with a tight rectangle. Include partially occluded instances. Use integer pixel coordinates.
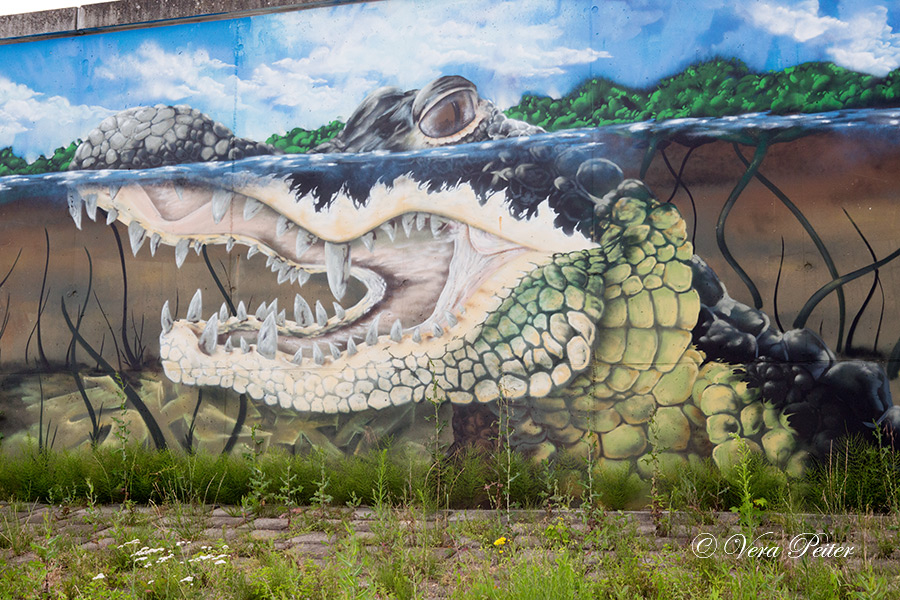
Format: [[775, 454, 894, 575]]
[[3, 502, 899, 597], [3, 502, 899, 559]]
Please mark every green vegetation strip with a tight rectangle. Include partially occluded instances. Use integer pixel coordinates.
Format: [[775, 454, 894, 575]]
[[1, 431, 900, 514], [505, 60, 900, 131]]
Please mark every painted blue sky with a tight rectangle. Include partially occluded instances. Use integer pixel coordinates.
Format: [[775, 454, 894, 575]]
[[1, 0, 899, 159]]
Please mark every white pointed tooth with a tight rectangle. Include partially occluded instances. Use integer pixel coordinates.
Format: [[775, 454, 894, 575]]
[[445, 311, 458, 327], [128, 221, 145, 256], [224, 336, 234, 352], [328, 342, 341, 360], [294, 294, 313, 326], [324, 242, 351, 301], [174, 184, 184, 202], [312, 342, 324, 365], [415, 212, 426, 231], [346, 336, 357, 356], [218, 302, 228, 321], [161, 300, 173, 334], [266, 255, 275, 269], [291, 347, 303, 364], [333, 302, 345, 320], [186, 289, 202, 322], [255, 302, 267, 320], [361, 232, 375, 253], [149, 232, 161, 257], [412, 327, 421, 343], [276, 309, 286, 326], [315, 300, 328, 327], [366, 315, 380, 346], [289, 268, 298, 284], [296, 269, 310, 287], [108, 185, 120, 201], [106, 208, 118, 225], [237, 300, 247, 320], [175, 238, 190, 268], [390, 319, 403, 342], [199, 313, 219, 355], [67, 189, 83, 230], [226, 237, 235, 253], [276, 214, 294, 237], [295, 229, 316, 257], [432, 323, 444, 338], [84, 194, 98, 221], [247, 245, 259, 259], [243, 197, 264, 221], [211, 188, 232, 224], [401, 213, 414, 237], [240, 337, 249, 353], [430, 216, 444, 237], [268, 298, 278, 316], [379, 221, 396, 242], [277, 264, 290, 284], [193, 240, 203, 255], [257, 313, 278, 360]]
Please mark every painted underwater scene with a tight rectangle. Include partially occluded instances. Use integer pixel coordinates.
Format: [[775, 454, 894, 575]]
[[2, 0, 900, 482], [1, 99, 899, 481]]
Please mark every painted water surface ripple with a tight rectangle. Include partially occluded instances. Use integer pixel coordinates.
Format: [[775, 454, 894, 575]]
[[1, 107, 900, 201]]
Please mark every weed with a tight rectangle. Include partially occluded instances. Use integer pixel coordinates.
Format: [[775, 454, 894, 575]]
[[728, 434, 768, 532], [310, 449, 334, 510]]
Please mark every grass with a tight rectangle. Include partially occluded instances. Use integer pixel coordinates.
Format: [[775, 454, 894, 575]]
[[1, 430, 900, 513], [0, 434, 900, 597]]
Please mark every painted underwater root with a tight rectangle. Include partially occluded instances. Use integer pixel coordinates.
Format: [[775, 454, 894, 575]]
[[13, 74, 884, 477]]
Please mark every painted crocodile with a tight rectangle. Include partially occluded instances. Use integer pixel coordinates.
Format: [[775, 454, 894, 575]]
[[67, 75, 898, 475]]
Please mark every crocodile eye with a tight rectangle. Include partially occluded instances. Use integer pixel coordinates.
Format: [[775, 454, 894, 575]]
[[418, 90, 477, 139]]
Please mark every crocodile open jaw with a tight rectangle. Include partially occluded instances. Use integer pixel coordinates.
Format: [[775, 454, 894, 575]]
[[71, 171, 594, 413]]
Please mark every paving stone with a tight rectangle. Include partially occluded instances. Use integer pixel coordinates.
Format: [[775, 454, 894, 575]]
[[201, 527, 239, 541], [250, 529, 283, 541], [287, 543, 329, 558], [253, 518, 289, 530], [289, 532, 330, 544], [25, 510, 50, 524], [209, 516, 245, 527]]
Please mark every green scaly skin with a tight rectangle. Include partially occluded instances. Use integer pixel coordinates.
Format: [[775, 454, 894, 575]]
[[469, 180, 803, 476]]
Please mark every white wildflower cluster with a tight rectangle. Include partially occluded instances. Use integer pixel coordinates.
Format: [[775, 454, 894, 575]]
[[130, 545, 174, 567], [112, 539, 231, 585]]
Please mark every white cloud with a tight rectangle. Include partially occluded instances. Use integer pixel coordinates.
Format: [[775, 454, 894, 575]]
[[0, 76, 113, 161], [95, 41, 234, 105], [827, 6, 900, 75], [741, 0, 900, 75], [743, 0, 842, 42], [250, 0, 608, 118]]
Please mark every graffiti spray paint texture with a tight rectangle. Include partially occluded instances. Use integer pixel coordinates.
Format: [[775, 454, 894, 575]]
[[1, 0, 900, 475]]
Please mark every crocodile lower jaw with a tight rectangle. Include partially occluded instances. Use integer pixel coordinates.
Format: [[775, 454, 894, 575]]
[[159, 250, 549, 413]]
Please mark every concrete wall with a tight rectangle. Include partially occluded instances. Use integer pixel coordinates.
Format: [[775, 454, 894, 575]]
[[0, 0, 344, 42]]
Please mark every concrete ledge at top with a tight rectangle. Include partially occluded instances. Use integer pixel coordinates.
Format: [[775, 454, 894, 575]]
[[0, 0, 341, 43]]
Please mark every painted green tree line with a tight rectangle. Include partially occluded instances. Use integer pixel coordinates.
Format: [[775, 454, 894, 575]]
[[505, 59, 900, 130], [2, 59, 900, 176]]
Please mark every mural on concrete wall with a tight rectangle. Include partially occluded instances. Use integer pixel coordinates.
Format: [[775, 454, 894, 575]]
[[1, 0, 900, 476]]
